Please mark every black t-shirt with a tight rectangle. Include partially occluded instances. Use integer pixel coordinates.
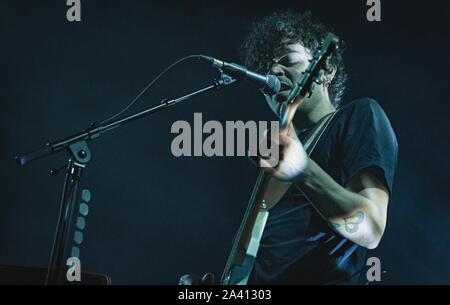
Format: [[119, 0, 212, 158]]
[[247, 98, 398, 285]]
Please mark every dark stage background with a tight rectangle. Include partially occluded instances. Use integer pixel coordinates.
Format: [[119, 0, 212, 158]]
[[1, 0, 449, 284]]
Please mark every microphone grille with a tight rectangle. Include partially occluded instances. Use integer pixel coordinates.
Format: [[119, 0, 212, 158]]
[[263, 75, 281, 96]]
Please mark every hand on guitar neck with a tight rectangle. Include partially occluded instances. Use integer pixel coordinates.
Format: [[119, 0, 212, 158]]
[[249, 122, 308, 181], [247, 98, 308, 210]]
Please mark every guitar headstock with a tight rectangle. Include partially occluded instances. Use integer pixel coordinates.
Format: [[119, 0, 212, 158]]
[[278, 33, 339, 129], [287, 33, 340, 103]]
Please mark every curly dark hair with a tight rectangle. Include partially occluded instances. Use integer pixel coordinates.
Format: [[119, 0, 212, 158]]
[[239, 10, 347, 107]]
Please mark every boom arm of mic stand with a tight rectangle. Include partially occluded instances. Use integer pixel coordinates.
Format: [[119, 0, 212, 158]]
[[15, 73, 237, 167]]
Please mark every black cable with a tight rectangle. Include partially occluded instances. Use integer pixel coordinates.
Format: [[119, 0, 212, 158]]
[[98, 54, 202, 125]]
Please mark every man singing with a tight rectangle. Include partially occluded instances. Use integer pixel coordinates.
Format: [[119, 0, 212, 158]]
[[181, 10, 398, 285]]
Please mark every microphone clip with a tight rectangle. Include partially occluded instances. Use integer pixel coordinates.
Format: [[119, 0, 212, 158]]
[[214, 71, 237, 90]]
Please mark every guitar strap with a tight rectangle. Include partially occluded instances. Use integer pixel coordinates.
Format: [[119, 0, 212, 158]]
[[303, 109, 339, 155], [236, 109, 339, 285]]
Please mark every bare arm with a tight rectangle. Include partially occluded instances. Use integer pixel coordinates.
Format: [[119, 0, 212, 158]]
[[254, 122, 390, 249], [260, 158, 389, 249], [292, 159, 389, 249]]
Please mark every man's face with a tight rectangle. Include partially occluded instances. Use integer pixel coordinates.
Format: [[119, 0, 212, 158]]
[[265, 43, 316, 116]]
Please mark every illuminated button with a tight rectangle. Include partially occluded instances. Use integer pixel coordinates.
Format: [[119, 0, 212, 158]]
[[74, 231, 83, 245], [79, 203, 89, 216], [71, 246, 80, 258], [81, 189, 91, 202], [76, 217, 85, 230]]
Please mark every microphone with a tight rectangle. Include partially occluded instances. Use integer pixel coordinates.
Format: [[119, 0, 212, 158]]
[[199, 55, 280, 95]]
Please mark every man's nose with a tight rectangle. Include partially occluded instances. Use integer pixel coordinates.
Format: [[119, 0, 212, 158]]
[[270, 63, 285, 77]]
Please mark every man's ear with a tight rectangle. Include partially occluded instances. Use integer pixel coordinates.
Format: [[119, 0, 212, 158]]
[[323, 65, 337, 84]]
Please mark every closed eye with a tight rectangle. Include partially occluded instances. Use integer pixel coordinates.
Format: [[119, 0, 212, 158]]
[[278, 57, 296, 66], [268, 51, 306, 74]]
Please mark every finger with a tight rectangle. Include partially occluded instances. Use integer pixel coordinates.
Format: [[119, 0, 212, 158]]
[[287, 123, 296, 136], [257, 136, 280, 157], [269, 160, 293, 181], [258, 135, 279, 152], [247, 147, 277, 163], [279, 133, 299, 145], [279, 125, 290, 136], [278, 134, 291, 146], [250, 155, 279, 172]]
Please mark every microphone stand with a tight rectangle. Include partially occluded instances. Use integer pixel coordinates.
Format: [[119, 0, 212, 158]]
[[15, 73, 236, 285]]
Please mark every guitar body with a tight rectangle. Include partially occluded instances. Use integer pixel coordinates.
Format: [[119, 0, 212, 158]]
[[224, 208, 269, 285]]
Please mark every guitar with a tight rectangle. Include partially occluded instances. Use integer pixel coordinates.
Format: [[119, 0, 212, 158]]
[[220, 33, 340, 285]]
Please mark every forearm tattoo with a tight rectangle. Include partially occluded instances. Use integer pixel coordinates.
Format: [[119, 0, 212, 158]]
[[332, 211, 365, 233]]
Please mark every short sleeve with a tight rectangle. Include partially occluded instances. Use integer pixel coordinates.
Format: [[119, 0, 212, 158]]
[[336, 99, 398, 194]]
